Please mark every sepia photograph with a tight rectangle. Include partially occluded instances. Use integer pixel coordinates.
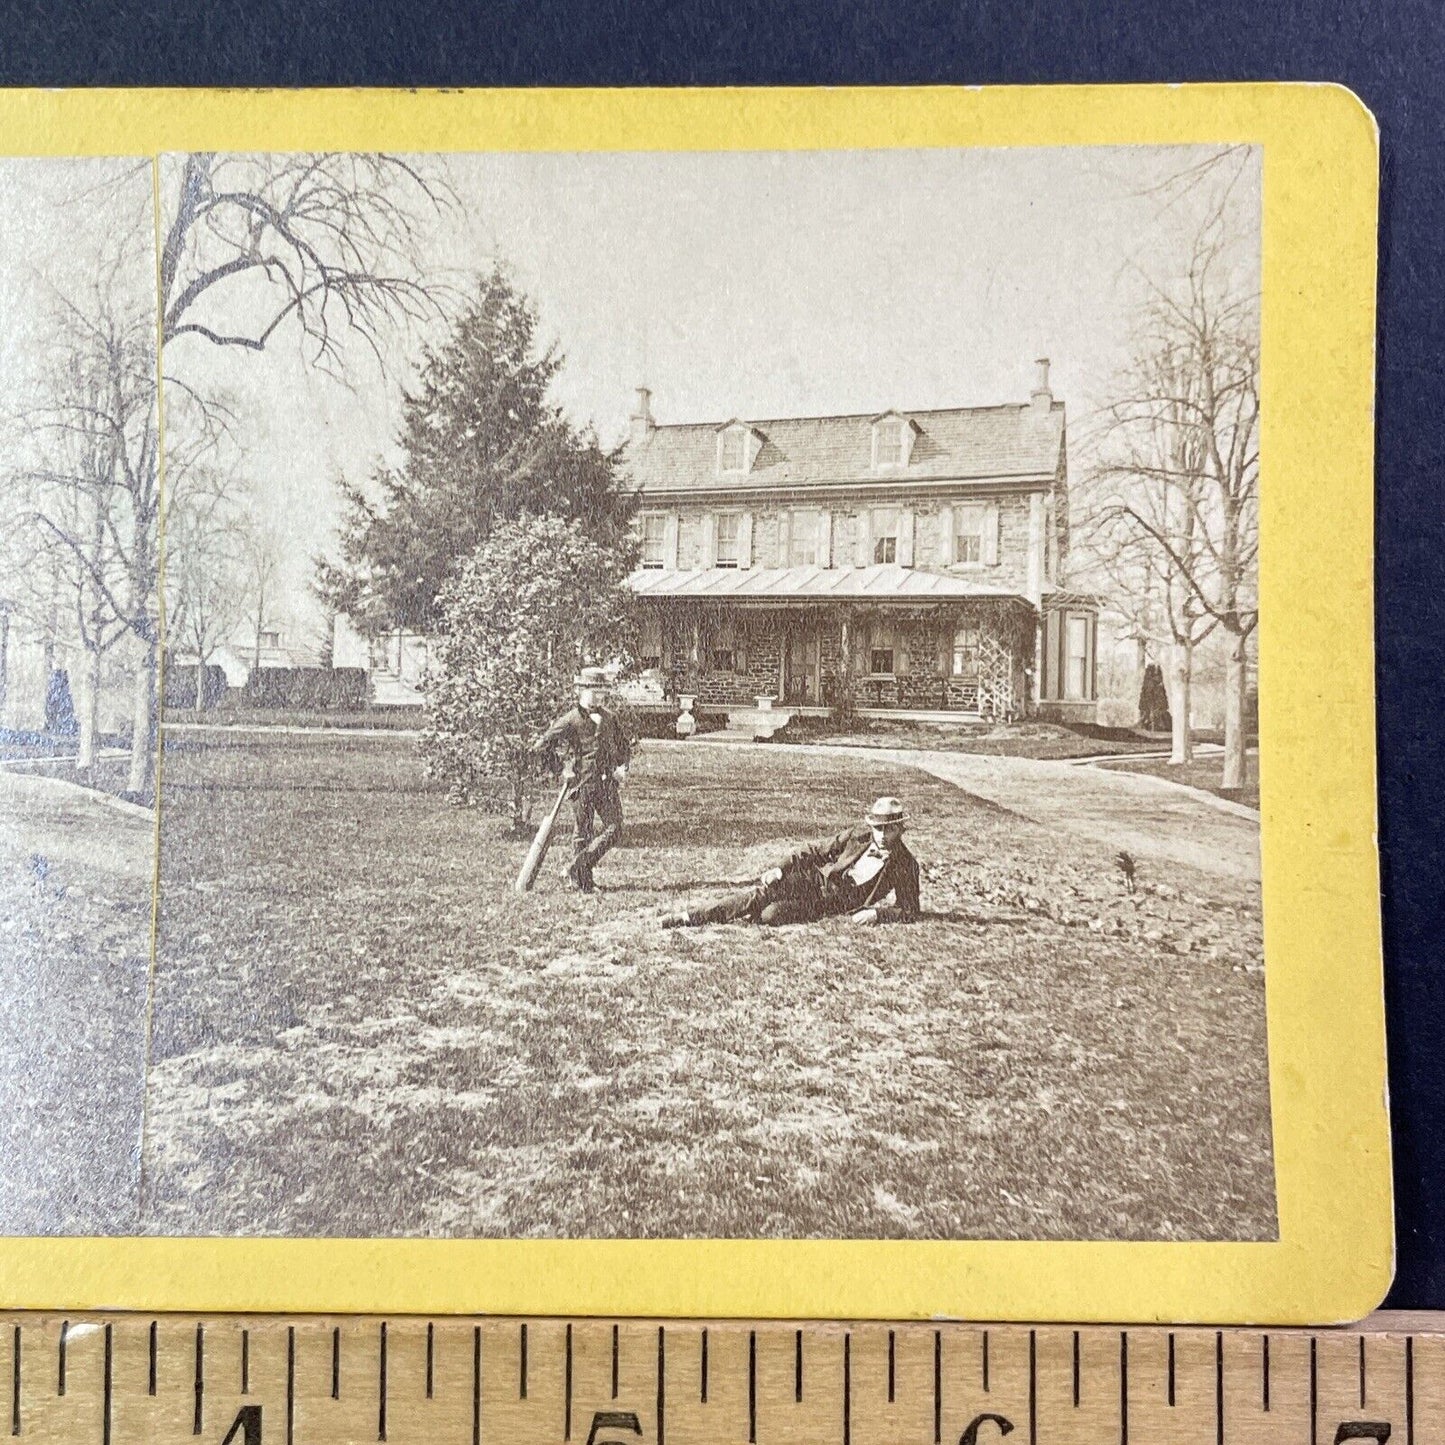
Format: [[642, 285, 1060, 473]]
[[1, 142, 1268, 1242], [0, 157, 158, 1234]]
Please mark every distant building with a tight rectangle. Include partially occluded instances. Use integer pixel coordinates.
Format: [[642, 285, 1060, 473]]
[[623, 361, 1098, 721], [331, 617, 430, 706], [173, 629, 323, 691]]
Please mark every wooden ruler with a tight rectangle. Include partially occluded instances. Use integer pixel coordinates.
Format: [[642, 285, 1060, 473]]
[[0, 1313, 1438, 1444]]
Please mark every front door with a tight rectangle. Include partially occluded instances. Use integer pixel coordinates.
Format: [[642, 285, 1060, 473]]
[[786, 626, 821, 704]]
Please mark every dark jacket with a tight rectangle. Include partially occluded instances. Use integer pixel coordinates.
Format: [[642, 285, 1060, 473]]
[[782, 825, 921, 921], [537, 705, 631, 785]]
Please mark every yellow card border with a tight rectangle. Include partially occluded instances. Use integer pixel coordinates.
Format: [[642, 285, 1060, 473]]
[[0, 83, 1388, 1324]]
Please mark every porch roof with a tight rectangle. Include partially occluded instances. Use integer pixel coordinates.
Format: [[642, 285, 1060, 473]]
[[626, 564, 1028, 605]]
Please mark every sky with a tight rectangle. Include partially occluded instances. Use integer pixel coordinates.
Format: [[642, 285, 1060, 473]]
[[0, 145, 1259, 643]]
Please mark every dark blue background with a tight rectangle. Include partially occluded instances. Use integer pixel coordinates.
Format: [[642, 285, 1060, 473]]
[[1, 0, 1439, 1309]]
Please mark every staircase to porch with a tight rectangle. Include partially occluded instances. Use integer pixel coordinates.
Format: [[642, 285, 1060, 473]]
[[704, 704, 798, 742]]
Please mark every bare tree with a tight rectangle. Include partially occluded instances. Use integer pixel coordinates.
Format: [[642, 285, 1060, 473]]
[[242, 521, 283, 690], [5, 262, 159, 787], [158, 153, 454, 370], [154, 152, 457, 713], [165, 467, 251, 710], [1082, 219, 1259, 786]]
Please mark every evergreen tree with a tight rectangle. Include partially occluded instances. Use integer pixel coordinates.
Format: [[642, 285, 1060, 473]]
[[1138, 661, 1173, 734], [317, 271, 635, 633]]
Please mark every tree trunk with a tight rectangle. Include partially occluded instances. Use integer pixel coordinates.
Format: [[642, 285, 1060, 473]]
[[1168, 639, 1194, 764], [77, 646, 101, 772], [0, 610, 10, 726], [196, 659, 209, 710], [512, 768, 526, 833], [126, 640, 156, 799], [1222, 628, 1248, 790]]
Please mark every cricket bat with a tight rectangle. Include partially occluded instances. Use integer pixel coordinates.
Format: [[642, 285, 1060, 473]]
[[515, 777, 572, 893]]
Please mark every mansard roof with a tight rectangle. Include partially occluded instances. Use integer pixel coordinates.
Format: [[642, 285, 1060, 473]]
[[627, 401, 1064, 496]]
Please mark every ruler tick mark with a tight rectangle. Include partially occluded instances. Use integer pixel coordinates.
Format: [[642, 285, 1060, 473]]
[[102, 1325, 112, 1445], [1072, 1330, 1080, 1407], [10, 1324, 18, 1436], [1358, 1333, 1366, 1409], [1262, 1334, 1269, 1411], [286, 1327, 295, 1445], [519, 1323, 527, 1400], [700, 1329, 708, 1404], [379, 1322, 388, 1442], [1215, 1332, 1223, 1445], [1309, 1336, 1317, 1445], [1028, 1330, 1037, 1445], [656, 1326, 665, 1445], [795, 1329, 803, 1402], [1406, 1336, 1414, 1445], [148, 1321, 158, 1397], [332, 1327, 340, 1399], [611, 1323, 619, 1400], [747, 1331, 756, 1444], [1167, 1332, 1175, 1406], [471, 1326, 481, 1445], [843, 1333, 851, 1445], [57, 1320, 67, 1397], [564, 1324, 573, 1441], [240, 1329, 249, 1397], [983, 1328, 990, 1392], [887, 1330, 895, 1405], [426, 1323, 433, 1401], [1120, 1331, 1129, 1445], [193, 1323, 204, 1436], [933, 1330, 941, 1443]]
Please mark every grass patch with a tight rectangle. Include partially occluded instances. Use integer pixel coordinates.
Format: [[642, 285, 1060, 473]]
[[148, 731, 1274, 1242], [164, 706, 424, 730], [1096, 753, 1261, 810]]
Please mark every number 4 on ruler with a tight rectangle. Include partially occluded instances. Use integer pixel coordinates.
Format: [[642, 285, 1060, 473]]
[[215, 1404, 262, 1445]]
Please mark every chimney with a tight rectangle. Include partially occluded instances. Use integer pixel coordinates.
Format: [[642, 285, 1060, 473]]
[[629, 386, 655, 445], [1030, 358, 1052, 414]]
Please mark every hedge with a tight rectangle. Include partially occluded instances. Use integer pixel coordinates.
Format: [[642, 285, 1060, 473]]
[[240, 667, 370, 711], [164, 663, 229, 709]]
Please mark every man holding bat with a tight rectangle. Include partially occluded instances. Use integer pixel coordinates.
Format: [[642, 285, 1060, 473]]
[[534, 666, 632, 893]]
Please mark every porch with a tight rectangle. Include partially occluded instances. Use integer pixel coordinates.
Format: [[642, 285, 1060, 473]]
[[627, 590, 1039, 721]]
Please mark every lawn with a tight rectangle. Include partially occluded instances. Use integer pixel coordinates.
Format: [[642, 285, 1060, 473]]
[[148, 730, 1274, 1242], [1095, 752, 1261, 810], [0, 772, 152, 1234]]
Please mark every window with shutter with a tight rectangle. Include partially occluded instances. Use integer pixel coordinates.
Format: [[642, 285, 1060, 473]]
[[788, 510, 820, 566], [715, 514, 740, 567], [641, 514, 667, 568], [868, 621, 897, 676], [871, 507, 900, 565], [1066, 615, 1089, 699], [952, 625, 980, 678], [955, 503, 985, 565]]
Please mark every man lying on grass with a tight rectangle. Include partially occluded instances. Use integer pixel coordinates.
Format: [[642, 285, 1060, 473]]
[[662, 795, 921, 928]]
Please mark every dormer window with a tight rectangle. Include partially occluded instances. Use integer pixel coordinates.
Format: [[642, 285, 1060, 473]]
[[718, 425, 750, 474], [872, 414, 909, 469]]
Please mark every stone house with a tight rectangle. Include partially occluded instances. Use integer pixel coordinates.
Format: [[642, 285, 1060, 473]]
[[624, 361, 1098, 722]]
